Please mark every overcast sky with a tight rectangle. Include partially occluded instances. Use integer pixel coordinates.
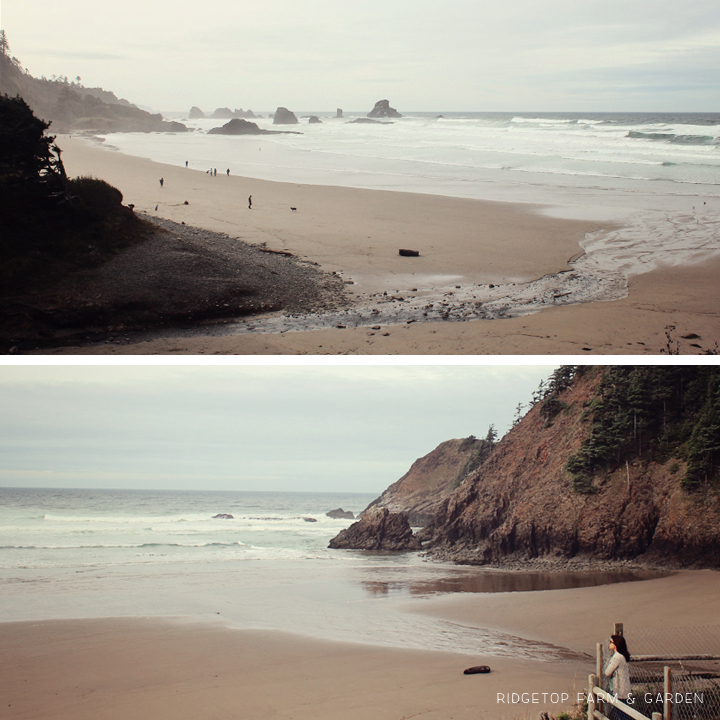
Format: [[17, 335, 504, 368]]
[[3, 0, 719, 112], [0, 364, 556, 493]]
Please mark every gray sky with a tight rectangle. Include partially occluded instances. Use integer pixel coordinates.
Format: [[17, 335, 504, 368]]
[[0, 364, 556, 493], [3, 0, 719, 112]]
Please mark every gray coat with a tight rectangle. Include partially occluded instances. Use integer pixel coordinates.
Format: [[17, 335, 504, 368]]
[[605, 650, 631, 699]]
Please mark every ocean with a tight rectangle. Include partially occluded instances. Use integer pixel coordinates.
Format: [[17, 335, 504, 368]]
[[102, 111, 720, 219], [0, 487, 662, 659]]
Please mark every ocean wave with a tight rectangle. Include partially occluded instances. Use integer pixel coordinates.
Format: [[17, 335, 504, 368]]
[[43, 513, 205, 523], [0, 541, 247, 550], [510, 116, 577, 125], [628, 130, 719, 146]]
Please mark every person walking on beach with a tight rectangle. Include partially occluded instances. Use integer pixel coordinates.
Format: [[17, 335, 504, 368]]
[[605, 634, 632, 720], [185, 160, 188, 168], [159, 177, 164, 188], [248, 195, 252, 209], [226, 168, 230, 176]]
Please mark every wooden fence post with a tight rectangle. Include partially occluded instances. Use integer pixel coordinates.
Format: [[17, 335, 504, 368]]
[[588, 674, 597, 720], [652, 714, 662, 720], [663, 666, 671, 720]]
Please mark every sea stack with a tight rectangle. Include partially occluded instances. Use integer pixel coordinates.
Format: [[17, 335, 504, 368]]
[[273, 107, 299, 124], [367, 99, 402, 119], [188, 106, 205, 119]]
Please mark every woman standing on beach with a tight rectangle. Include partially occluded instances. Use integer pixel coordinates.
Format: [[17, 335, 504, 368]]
[[605, 634, 632, 720]]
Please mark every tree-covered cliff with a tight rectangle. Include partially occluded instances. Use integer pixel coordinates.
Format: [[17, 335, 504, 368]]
[[420, 366, 720, 568]]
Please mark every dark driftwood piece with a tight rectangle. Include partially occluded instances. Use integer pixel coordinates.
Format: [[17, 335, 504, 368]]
[[463, 665, 491, 675]]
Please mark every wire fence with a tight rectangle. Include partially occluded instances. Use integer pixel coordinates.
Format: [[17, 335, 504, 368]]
[[599, 626, 720, 720]]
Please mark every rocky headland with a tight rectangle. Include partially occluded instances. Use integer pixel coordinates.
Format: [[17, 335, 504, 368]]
[[330, 366, 720, 568], [0, 39, 186, 134], [364, 437, 494, 525]]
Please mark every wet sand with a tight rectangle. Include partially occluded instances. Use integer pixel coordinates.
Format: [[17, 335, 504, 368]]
[[411, 570, 720, 655]]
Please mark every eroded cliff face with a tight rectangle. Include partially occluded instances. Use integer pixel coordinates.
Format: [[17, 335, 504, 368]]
[[365, 438, 485, 525], [421, 369, 720, 568]]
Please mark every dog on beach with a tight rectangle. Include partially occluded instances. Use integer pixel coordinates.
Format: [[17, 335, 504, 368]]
[[290, 207, 297, 212]]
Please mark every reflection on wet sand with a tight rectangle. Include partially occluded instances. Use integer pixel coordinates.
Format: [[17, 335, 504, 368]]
[[360, 567, 671, 597]]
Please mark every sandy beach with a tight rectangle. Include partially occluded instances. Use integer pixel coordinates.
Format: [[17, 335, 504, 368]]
[[0, 621, 579, 720], [2, 570, 717, 720], [28, 136, 719, 355]]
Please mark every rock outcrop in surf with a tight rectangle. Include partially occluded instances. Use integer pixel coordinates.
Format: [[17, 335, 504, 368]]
[[328, 507, 420, 551], [208, 118, 301, 135]]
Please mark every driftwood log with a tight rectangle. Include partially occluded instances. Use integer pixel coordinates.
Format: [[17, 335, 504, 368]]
[[463, 665, 491, 675]]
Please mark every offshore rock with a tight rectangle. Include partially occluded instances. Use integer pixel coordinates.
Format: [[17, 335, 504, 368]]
[[211, 107, 234, 119], [273, 106, 299, 124], [367, 99, 402, 118], [212, 513, 234, 519], [189, 106, 205, 119], [326, 508, 355, 519], [207, 118, 302, 136], [328, 507, 420, 551], [208, 118, 265, 135]]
